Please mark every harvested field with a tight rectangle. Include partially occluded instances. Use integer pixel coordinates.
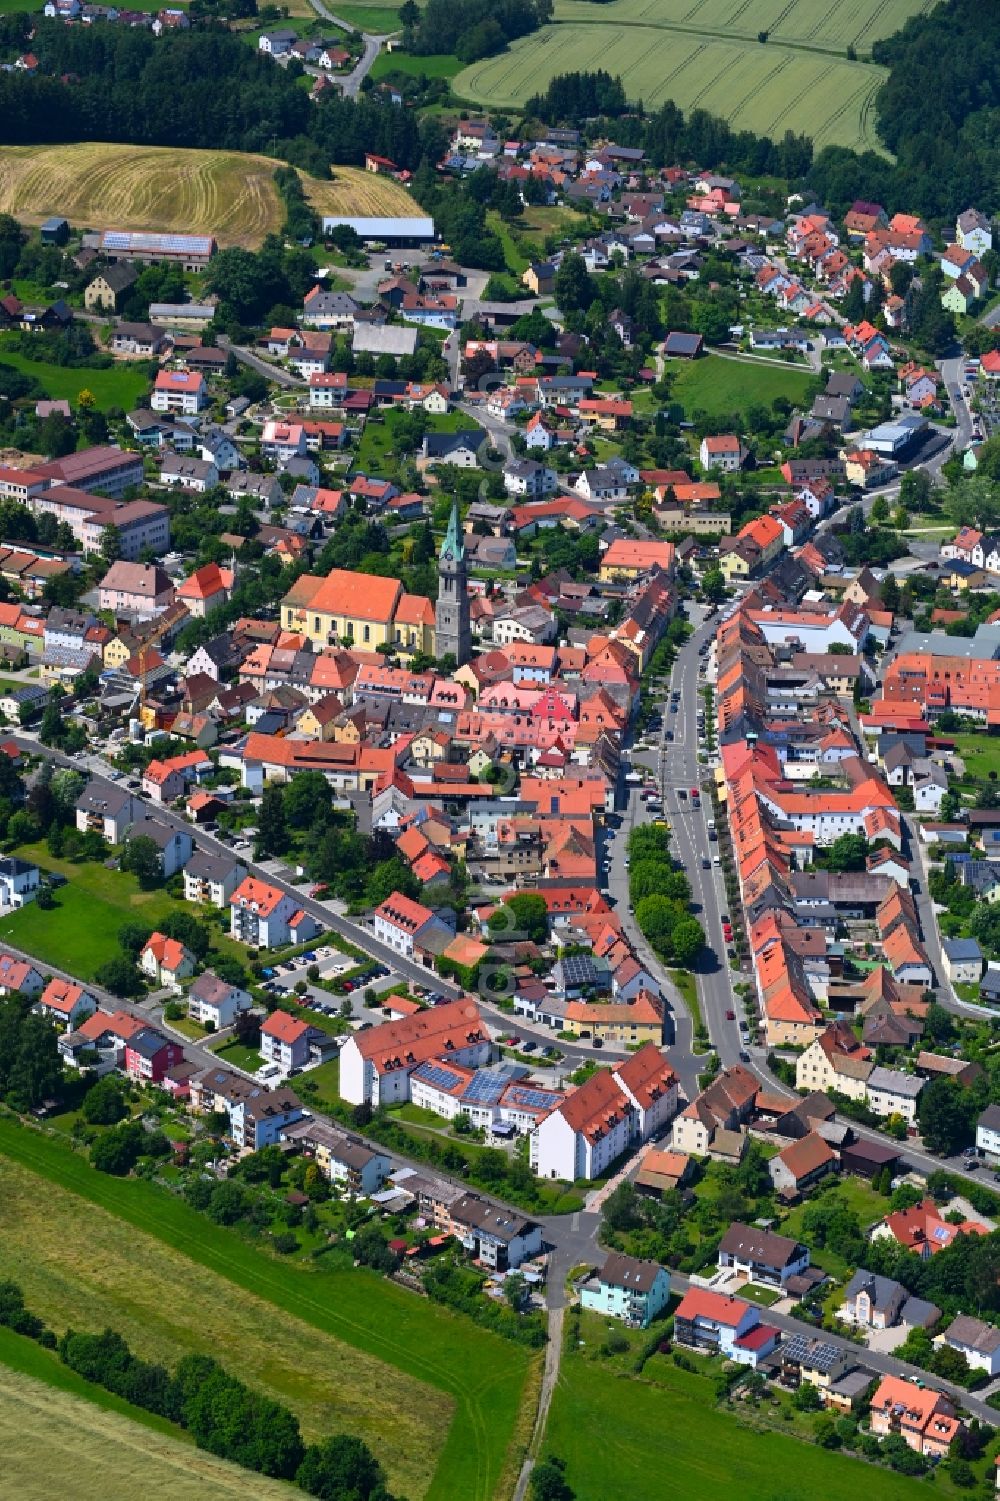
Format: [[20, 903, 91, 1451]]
[[0, 1354, 297, 1501], [0, 144, 420, 248], [0, 1154, 449, 1500]]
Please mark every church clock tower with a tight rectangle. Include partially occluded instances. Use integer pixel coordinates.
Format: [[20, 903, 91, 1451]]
[[436, 498, 471, 665]]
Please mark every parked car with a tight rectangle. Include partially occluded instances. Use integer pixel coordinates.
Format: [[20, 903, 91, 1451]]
[[521, 1039, 537, 1052], [725, 1009, 735, 1021]]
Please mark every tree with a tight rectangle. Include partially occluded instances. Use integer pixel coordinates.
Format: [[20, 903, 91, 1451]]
[[95, 955, 145, 999], [791, 1381, 822, 1411], [118, 922, 153, 960], [504, 1271, 527, 1310], [530, 1455, 575, 1501], [554, 253, 594, 313], [90, 1122, 146, 1175], [870, 496, 890, 523], [824, 833, 868, 872], [256, 784, 289, 857], [100, 524, 122, 564], [634, 894, 680, 953], [283, 770, 332, 832], [489, 892, 548, 944], [701, 566, 726, 602], [7, 1011, 60, 1109], [917, 1076, 975, 1156], [671, 917, 705, 967], [296, 1435, 392, 1500], [81, 1076, 127, 1125], [121, 835, 162, 890]]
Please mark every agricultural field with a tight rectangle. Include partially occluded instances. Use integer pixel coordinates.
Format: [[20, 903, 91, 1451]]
[[546, 1316, 978, 1501], [0, 1121, 534, 1501], [455, 0, 936, 152], [662, 352, 815, 420], [0, 1342, 297, 1501], [0, 145, 419, 249]]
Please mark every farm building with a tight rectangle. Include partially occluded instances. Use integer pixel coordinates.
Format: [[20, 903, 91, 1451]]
[[89, 230, 216, 271], [321, 215, 435, 245]]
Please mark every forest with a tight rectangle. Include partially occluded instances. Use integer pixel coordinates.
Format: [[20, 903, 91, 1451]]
[[404, 0, 553, 63]]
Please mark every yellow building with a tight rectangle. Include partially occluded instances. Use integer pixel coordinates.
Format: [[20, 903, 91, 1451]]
[[103, 635, 134, 670], [598, 539, 676, 584], [563, 994, 664, 1046], [281, 568, 435, 655]]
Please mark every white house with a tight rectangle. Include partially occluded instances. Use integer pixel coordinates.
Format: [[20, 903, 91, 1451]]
[[183, 851, 247, 908], [229, 876, 302, 949], [260, 1009, 312, 1073], [941, 937, 983, 986], [700, 434, 744, 472], [673, 1287, 774, 1361], [126, 819, 193, 879], [151, 370, 208, 415], [939, 1315, 1000, 1377], [956, 209, 992, 258], [338, 998, 491, 1108], [0, 857, 40, 909], [531, 1044, 678, 1181], [717, 1223, 810, 1288], [449, 1192, 542, 1271], [36, 977, 96, 1028], [865, 1065, 924, 1124], [976, 1103, 1000, 1161], [139, 932, 195, 991], [0, 953, 43, 998], [187, 970, 253, 1029], [503, 459, 557, 498], [371, 891, 438, 958]]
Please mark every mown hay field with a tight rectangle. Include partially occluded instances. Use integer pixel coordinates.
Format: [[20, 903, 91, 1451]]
[[456, 0, 936, 152], [0, 1154, 450, 1501], [0, 1120, 535, 1501], [0, 144, 420, 248], [0, 1353, 298, 1501]]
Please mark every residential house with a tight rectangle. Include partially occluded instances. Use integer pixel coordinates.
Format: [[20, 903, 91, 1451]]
[[941, 937, 983, 985], [700, 434, 744, 472], [0, 954, 43, 998], [260, 1009, 312, 1074], [939, 1316, 1000, 1377], [449, 1193, 542, 1270], [768, 1131, 838, 1196], [865, 1065, 924, 1124], [717, 1223, 810, 1289], [36, 977, 96, 1028], [75, 781, 135, 842], [280, 1117, 390, 1196], [976, 1103, 1000, 1161], [183, 851, 247, 908], [187, 970, 252, 1029], [871, 1196, 989, 1258], [869, 1376, 961, 1458], [230, 876, 306, 949], [84, 263, 138, 312], [673, 1287, 777, 1365], [98, 561, 174, 619], [0, 858, 40, 908], [580, 1252, 670, 1328], [139, 931, 195, 991], [124, 817, 193, 878], [123, 1027, 186, 1086], [839, 1269, 939, 1331], [339, 998, 492, 1108], [151, 370, 207, 415]]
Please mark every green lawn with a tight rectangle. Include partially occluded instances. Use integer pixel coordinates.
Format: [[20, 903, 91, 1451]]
[[486, 210, 530, 276], [547, 1325, 971, 1501], [668, 969, 705, 1036], [353, 406, 480, 477], [1, 847, 245, 981], [662, 353, 815, 422], [328, 4, 400, 30], [0, 347, 150, 410], [370, 51, 464, 79], [0, 1118, 533, 1501], [945, 730, 1000, 782], [211, 1039, 264, 1072]]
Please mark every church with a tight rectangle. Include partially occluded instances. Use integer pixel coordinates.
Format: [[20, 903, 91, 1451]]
[[280, 501, 471, 664]]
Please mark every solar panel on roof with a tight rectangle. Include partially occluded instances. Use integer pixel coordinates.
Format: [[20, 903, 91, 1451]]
[[417, 1062, 464, 1091], [462, 1072, 506, 1105], [506, 1087, 559, 1110]]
